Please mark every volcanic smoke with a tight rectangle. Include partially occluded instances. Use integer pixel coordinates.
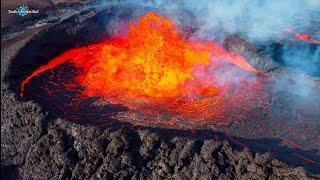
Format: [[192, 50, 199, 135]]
[[20, 12, 266, 128]]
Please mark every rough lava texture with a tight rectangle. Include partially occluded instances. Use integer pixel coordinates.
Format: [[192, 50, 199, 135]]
[[1, 2, 319, 180], [1, 115, 314, 179]]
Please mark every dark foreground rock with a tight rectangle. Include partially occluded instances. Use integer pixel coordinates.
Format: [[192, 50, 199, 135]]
[[1, 108, 318, 179]]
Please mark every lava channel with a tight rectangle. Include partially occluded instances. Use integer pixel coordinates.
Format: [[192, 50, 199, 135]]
[[20, 12, 268, 129]]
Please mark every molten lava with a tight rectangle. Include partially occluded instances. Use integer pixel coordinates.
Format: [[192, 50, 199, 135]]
[[20, 12, 265, 128], [294, 33, 320, 45], [284, 28, 320, 45]]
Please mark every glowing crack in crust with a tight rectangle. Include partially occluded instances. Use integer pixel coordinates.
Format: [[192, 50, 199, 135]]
[[20, 12, 266, 128]]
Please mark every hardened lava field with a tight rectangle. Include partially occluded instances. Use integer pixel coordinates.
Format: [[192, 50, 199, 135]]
[[19, 12, 268, 129]]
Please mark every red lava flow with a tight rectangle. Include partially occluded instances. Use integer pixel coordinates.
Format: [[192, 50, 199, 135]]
[[295, 33, 320, 45], [284, 28, 320, 45], [20, 12, 267, 129]]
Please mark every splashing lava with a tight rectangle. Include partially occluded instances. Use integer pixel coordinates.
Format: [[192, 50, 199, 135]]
[[20, 12, 267, 128]]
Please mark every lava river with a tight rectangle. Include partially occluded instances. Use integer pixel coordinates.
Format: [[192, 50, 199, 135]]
[[20, 12, 267, 129]]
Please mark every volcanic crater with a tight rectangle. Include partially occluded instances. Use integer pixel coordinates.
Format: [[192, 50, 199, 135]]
[[2, 3, 320, 179]]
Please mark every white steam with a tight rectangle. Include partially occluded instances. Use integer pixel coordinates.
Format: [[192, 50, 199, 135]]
[[132, 0, 320, 42]]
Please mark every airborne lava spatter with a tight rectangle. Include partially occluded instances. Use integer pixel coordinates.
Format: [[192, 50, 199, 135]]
[[20, 12, 265, 128]]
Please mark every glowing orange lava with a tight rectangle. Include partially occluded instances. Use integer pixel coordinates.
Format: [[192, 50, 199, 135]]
[[294, 33, 320, 45], [284, 28, 320, 45], [20, 12, 265, 128]]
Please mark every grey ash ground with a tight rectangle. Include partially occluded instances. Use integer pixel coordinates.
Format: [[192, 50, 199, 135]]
[[1, 1, 320, 179]]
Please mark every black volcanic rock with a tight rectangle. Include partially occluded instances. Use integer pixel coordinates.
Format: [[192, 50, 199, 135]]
[[223, 34, 280, 72], [1, 118, 314, 179]]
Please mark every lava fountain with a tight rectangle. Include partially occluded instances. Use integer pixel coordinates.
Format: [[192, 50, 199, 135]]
[[20, 12, 267, 129]]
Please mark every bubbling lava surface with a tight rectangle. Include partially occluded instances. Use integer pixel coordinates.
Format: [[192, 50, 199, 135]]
[[20, 12, 267, 128]]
